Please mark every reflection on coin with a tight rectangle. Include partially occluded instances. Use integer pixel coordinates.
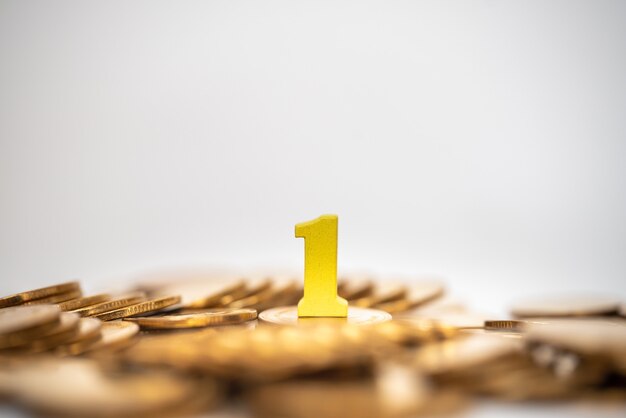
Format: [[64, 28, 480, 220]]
[[376, 282, 445, 313], [71, 294, 146, 317], [511, 295, 620, 318], [23, 289, 83, 305], [125, 308, 257, 329], [0, 282, 80, 308], [93, 296, 181, 321], [259, 306, 392, 326], [58, 294, 110, 311], [84, 321, 139, 352]]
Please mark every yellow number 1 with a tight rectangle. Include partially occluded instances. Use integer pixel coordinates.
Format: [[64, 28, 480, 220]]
[[296, 214, 348, 317]]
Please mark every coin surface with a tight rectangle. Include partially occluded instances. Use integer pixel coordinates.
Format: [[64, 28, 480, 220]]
[[93, 296, 181, 321], [71, 294, 146, 317], [58, 294, 110, 311], [510, 295, 620, 318], [125, 308, 257, 329], [259, 306, 392, 326], [84, 321, 139, 352], [0, 281, 80, 308]]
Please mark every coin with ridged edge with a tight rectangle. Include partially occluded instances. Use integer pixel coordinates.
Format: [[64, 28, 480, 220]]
[[71, 294, 145, 317], [125, 308, 257, 329], [484, 320, 526, 332], [259, 306, 392, 326], [0, 282, 80, 308], [93, 296, 181, 321]]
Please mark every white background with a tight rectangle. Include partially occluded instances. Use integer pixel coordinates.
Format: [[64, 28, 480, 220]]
[[1, 0, 625, 315]]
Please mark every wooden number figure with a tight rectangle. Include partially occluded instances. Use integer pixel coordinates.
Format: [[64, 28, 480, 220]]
[[295, 214, 348, 317]]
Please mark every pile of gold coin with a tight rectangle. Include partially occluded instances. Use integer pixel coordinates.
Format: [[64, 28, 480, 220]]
[[0, 276, 624, 417]]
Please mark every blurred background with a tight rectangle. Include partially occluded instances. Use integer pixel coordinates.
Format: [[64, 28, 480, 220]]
[[1, 0, 625, 315]]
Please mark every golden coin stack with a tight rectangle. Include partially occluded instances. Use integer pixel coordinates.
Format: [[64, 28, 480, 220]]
[[0, 276, 624, 418]]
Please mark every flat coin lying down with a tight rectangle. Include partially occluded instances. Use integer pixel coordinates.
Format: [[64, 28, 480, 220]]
[[0, 305, 62, 349], [125, 308, 257, 329], [0, 282, 80, 308]]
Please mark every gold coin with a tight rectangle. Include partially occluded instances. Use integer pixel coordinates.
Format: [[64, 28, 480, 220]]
[[399, 311, 489, 330], [57, 317, 102, 355], [58, 294, 110, 311], [22, 289, 83, 305], [484, 320, 525, 332], [352, 283, 408, 308], [259, 306, 392, 326], [185, 280, 247, 308], [25, 312, 81, 352], [0, 305, 62, 349], [371, 319, 457, 345], [376, 281, 445, 313], [218, 278, 272, 307], [71, 294, 145, 317], [0, 281, 80, 308], [524, 318, 626, 373], [411, 333, 522, 375], [229, 280, 300, 311], [84, 321, 139, 352], [338, 279, 374, 300], [125, 308, 257, 329], [0, 357, 220, 417], [93, 296, 181, 321], [511, 295, 620, 318]]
